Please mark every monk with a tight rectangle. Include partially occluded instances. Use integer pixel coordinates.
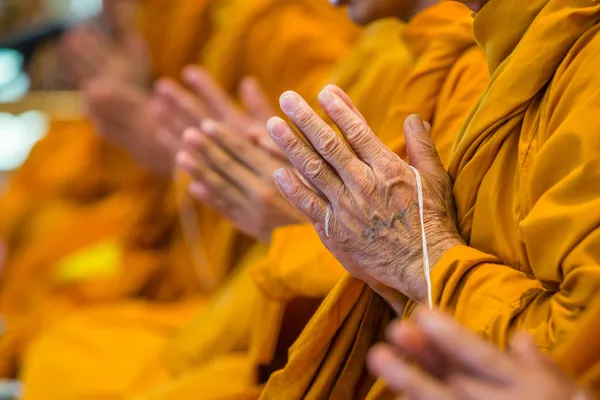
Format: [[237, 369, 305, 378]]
[[17, 1, 361, 399], [130, 0, 488, 398], [368, 307, 593, 399], [262, 0, 600, 397], [0, 0, 246, 381]]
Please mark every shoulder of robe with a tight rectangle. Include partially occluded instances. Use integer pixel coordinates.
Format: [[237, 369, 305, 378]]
[[540, 24, 600, 146]]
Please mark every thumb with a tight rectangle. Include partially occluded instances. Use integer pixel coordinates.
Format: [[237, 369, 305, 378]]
[[404, 114, 444, 174]]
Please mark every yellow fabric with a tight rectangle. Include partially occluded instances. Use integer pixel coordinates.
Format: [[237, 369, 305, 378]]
[[17, 0, 360, 397], [554, 296, 600, 397], [21, 300, 206, 400], [251, 18, 415, 367], [1, 0, 245, 379], [200, 0, 361, 106], [401, 0, 600, 352], [259, 3, 490, 398]]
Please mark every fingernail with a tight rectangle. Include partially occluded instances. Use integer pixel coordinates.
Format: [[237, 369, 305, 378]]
[[273, 168, 291, 192], [318, 88, 335, 106], [182, 128, 198, 142], [175, 151, 190, 168], [182, 66, 200, 84], [201, 119, 216, 134], [267, 117, 286, 138], [279, 92, 300, 115], [407, 114, 426, 131]]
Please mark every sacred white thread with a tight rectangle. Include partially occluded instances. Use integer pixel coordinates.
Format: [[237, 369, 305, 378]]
[[410, 166, 433, 309], [325, 203, 333, 238]]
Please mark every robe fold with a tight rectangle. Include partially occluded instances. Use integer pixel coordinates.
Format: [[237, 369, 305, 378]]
[[401, 0, 600, 351], [259, 3, 491, 398], [5, 0, 236, 383], [18, 1, 360, 398]]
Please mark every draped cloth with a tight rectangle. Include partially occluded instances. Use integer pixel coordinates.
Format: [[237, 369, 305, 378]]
[[17, 1, 360, 399], [255, 3, 491, 398], [403, 0, 600, 350]]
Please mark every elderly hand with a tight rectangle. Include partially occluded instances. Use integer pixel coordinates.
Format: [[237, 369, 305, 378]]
[[266, 85, 463, 308], [368, 308, 590, 400], [176, 120, 305, 242], [154, 66, 284, 158], [84, 77, 171, 176]]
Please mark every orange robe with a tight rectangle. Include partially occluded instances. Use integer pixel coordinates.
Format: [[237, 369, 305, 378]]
[[18, 1, 360, 399], [132, 3, 488, 400], [267, 0, 600, 398], [554, 296, 600, 397], [259, 3, 491, 398], [0, 0, 238, 379]]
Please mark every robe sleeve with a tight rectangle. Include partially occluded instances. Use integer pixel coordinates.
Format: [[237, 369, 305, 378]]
[[406, 58, 600, 350]]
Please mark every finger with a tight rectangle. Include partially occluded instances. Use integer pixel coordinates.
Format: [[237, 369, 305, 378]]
[[182, 127, 261, 193], [318, 85, 398, 170], [386, 320, 448, 379], [267, 116, 345, 200], [188, 181, 230, 216], [404, 115, 445, 174], [509, 332, 553, 367], [182, 66, 243, 122], [278, 91, 368, 184], [200, 120, 281, 179], [368, 344, 454, 400], [256, 134, 286, 160], [324, 84, 367, 123], [273, 168, 329, 226], [239, 76, 275, 124], [155, 78, 211, 124], [414, 308, 513, 383], [176, 148, 243, 206], [448, 375, 501, 400], [153, 88, 196, 139]]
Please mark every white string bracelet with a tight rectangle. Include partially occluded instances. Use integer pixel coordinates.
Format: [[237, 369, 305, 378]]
[[325, 203, 333, 238], [410, 166, 433, 309]]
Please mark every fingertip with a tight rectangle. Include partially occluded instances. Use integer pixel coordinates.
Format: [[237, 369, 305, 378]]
[[189, 181, 207, 198], [182, 127, 203, 145], [405, 114, 427, 133], [175, 151, 192, 170], [154, 78, 173, 96], [182, 65, 199, 82], [240, 76, 259, 92], [273, 168, 292, 192], [200, 119, 217, 135], [367, 344, 394, 374], [279, 91, 301, 114], [266, 116, 288, 138]]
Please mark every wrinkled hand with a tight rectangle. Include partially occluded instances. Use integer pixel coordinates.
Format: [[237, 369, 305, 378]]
[[176, 120, 305, 242], [59, 23, 149, 88], [266, 85, 463, 308], [154, 66, 284, 158], [84, 77, 171, 176], [368, 308, 589, 400]]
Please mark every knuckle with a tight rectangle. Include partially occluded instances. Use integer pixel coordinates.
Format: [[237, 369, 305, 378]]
[[301, 158, 328, 183], [344, 118, 370, 143], [294, 107, 316, 128], [315, 132, 342, 159], [299, 194, 321, 218]]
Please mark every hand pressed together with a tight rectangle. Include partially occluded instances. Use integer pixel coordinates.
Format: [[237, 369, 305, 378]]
[[267, 85, 463, 309], [368, 308, 589, 400]]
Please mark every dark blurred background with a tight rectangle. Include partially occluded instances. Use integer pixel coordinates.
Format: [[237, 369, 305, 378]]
[[0, 0, 101, 180]]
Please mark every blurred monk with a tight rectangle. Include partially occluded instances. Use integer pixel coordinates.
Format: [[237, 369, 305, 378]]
[[262, 0, 600, 398], [16, 1, 361, 399], [97, 0, 490, 398], [0, 0, 243, 380]]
